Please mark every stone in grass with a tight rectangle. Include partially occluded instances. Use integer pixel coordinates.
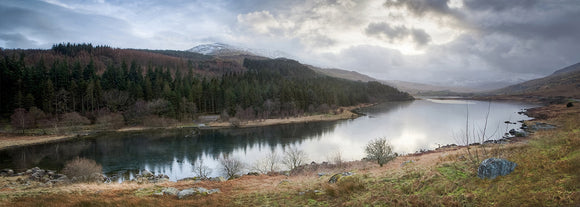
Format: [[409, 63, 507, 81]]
[[477, 158, 517, 179], [162, 187, 180, 196], [177, 187, 221, 199]]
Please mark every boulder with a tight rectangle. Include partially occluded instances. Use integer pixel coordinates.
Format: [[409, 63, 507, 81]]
[[0, 169, 14, 176], [177, 187, 220, 199], [247, 172, 260, 176], [328, 174, 342, 183], [328, 172, 354, 183], [477, 158, 517, 179], [141, 169, 153, 177], [211, 176, 226, 182], [162, 187, 179, 196], [177, 188, 197, 199]]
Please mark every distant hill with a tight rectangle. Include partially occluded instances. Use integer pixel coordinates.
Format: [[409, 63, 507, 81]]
[[491, 62, 580, 98], [308, 66, 378, 82], [308, 66, 480, 95]]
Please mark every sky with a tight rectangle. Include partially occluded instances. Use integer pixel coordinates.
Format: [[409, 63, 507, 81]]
[[1, 0, 580, 89]]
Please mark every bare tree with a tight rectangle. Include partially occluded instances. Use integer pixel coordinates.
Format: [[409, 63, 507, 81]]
[[328, 149, 344, 168], [282, 146, 308, 170], [219, 154, 244, 179], [252, 151, 280, 174], [192, 158, 212, 179], [365, 138, 396, 167], [10, 108, 31, 134]]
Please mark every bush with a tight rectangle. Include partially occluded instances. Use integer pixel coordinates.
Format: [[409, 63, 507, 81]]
[[62, 157, 103, 182], [282, 146, 308, 171], [219, 154, 244, 179], [365, 138, 396, 167]]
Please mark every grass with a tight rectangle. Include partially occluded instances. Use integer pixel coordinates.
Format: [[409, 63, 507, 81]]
[[1, 104, 578, 206]]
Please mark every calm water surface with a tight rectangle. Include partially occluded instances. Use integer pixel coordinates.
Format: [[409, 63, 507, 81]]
[[0, 99, 537, 180]]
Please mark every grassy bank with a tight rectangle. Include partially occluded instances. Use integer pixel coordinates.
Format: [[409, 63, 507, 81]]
[[0, 104, 578, 206]]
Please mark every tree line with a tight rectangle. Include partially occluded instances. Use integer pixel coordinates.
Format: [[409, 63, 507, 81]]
[[0, 43, 412, 133]]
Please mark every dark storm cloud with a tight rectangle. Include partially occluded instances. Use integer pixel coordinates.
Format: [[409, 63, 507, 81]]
[[365, 22, 431, 47], [0, 33, 39, 49], [0, 0, 146, 48], [463, 0, 538, 11]]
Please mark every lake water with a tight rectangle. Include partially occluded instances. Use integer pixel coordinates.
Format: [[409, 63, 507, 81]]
[[0, 99, 537, 181]]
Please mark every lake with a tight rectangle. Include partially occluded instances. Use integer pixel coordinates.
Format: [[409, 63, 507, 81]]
[[0, 99, 537, 181]]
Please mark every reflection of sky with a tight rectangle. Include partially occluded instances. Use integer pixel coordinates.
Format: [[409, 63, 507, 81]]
[[101, 100, 539, 180], [1, 100, 537, 181]]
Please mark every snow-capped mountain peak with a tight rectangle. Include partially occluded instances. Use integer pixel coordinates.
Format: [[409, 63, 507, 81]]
[[186, 43, 293, 59]]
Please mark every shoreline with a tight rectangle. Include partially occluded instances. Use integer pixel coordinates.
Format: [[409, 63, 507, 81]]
[[0, 103, 374, 150]]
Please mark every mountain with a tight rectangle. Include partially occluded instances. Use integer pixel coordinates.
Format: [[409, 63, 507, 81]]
[[491, 62, 580, 98], [186, 43, 293, 59], [308, 66, 379, 82], [308, 66, 482, 95]]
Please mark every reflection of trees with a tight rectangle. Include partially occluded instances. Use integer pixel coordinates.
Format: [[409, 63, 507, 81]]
[[0, 139, 92, 171], [0, 121, 340, 174]]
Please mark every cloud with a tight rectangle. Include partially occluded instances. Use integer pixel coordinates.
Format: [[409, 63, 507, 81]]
[[365, 22, 431, 47], [383, 0, 455, 17], [463, 0, 538, 11], [0, 33, 39, 49], [1, 0, 579, 88]]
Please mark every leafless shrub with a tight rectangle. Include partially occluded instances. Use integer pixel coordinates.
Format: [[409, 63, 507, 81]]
[[252, 151, 280, 174], [283, 146, 308, 171], [62, 157, 103, 183], [96, 112, 125, 129], [192, 158, 212, 179], [328, 149, 344, 168], [219, 154, 244, 179]]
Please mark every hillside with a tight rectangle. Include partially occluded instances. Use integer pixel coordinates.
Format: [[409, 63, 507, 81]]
[[0, 43, 412, 127], [491, 62, 580, 98], [308, 66, 480, 95]]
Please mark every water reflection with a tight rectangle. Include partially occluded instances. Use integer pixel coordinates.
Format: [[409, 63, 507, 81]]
[[0, 99, 536, 181]]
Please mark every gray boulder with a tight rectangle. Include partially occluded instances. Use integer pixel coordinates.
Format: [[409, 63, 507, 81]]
[[477, 158, 517, 179], [162, 187, 179, 196], [141, 169, 153, 177], [211, 176, 226, 182], [177, 187, 220, 199], [177, 188, 197, 199]]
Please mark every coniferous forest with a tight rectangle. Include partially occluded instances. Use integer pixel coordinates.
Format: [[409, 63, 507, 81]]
[[0, 43, 412, 131]]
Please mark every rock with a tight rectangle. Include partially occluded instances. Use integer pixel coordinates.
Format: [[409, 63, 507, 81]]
[[153, 192, 164, 196], [0, 169, 14, 176], [196, 187, 209, 195], [401, 160, 415, 167], [567, 102, 574, 107], [247, 172, 260, 176], [162, 187, 180, 196], [177, 187, 220, 199], [342, 172, 354, 176], [211, 176, 226, 182], [317, 172, 327, 177], [478, 158, 517, 179], [207, 188, 220, 194], [177, 188, 197, 199], [141, 169, 153, 177], [278, 179, 291, 186], [328, 173, 342, 183], [509, 129, 516, 135]]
